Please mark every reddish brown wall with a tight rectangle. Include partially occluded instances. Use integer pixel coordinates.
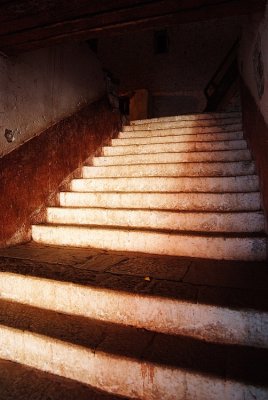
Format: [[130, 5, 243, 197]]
[[241, 81, 268, 227], [0, 98, 121, 247]]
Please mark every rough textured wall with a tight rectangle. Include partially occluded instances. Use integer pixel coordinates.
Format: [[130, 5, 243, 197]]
[[0, 98, 121, 247], [239, 5, 268, 225], [0, 43, 105, 157], [98, 17, 245, 117], [239, 10, 268, 124]]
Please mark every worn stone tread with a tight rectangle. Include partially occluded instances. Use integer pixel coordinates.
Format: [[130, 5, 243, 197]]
[[70, 175, 260, 193], [119, 124, 243, 139], [31, 224, 267, 261], [83, 161, 256, 178], [0, 359, 126, 400], [0, 244, 267, 311], [45, 208, 265, 233], [93, 149, 251, 166], [123, 119, 242, 131], [0, 299, 267, 388], [59, 191, 261, 212], [112, 131, 244, 146], [130, 112, 242, 125], [103, 139, 247, 156]]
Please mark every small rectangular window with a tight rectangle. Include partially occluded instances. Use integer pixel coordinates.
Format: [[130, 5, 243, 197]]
[[154, 29, 169, 54]]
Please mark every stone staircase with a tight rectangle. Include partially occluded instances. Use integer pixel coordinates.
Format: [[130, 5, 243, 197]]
[[32, 111, 266, 261], [0, 111, 267, 399]]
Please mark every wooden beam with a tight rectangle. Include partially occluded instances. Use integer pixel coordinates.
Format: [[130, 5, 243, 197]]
[[0, 0, 265, 54], [0, 0, 158, 29]]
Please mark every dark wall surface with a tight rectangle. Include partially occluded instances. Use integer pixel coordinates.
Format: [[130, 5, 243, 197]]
[[0, 98, 121, 247]]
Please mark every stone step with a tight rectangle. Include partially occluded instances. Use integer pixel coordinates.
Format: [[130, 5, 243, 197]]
[[93, 149, 251, 166], [103, 140, 247, 156], [124, 118, 241, 131], [83, 161, 256, 178], [0, 359, 121, 400], [119, 123, 242, 138], [46, 208, 265, 233], [0, 299, 267, 400], [130, 112, 242, 125], [60, 191, 261, 212], [70, 175, 259, 193], [31, 224, 267, 261], [0, 244, 267, 346], [112, 131, 244, 145]]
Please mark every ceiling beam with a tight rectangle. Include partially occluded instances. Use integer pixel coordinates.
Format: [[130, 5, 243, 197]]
[[0, 0, 265, 54]]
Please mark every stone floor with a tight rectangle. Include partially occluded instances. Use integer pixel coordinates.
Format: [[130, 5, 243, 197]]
[[0, 359, 127, 399], [0, 242, 267, 310], [0, 243, 267, 398]]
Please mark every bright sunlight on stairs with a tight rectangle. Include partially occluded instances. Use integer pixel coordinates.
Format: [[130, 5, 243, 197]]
[[0, 111, 267, 400], [33, 111, 267, 261]]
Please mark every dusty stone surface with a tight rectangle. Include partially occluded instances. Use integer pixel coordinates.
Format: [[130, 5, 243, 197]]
[[70, 175, 260, 193], [119, 124, 243, 138], [0, 243, 267, 310], [93, 149, 252, 166], [103, 139, 248, 156], [0, 298, 267, 389], [123, 118, 241, 131], [0, 359, 127, 399], [0, 243, 267, 398], [46, 207, 265, 233], [31, 225, 267, 261], [60, 191, 261, 212], [130, 112, 242, 125], [112, 131, 244, 146], [83, 160, 255, 178], [108, 256, 190, 280], [184, 258, 268, 289]]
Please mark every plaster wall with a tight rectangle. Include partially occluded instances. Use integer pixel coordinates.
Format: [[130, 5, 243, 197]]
[[238, 4, 268, 224], [239, 8, 268, 124], [98, 17, 245, 118], [0, 42, 105, 157]]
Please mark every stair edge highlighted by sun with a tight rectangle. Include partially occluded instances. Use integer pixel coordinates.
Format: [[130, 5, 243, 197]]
[[32, 111, 267, 261]]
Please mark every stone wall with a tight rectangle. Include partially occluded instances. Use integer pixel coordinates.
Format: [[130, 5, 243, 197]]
[[239, 4, 268, 225], [0, 98, 121, 247]]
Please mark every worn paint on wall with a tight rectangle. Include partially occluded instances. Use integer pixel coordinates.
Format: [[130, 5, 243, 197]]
[[252, 33, 265, 99], [0, 98, 121, 247], [0, 43, 105, 157], [98, 17, 245, 117], [241, 83, 268, 227], [238, 5, 268, 224], [239, 8, 268, 125]]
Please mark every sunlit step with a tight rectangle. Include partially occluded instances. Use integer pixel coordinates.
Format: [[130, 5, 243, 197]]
[[70, 175, 259, 193], [32, 225, 267, 261], [123, 118, 241, 131], [83, 161, 256, 178], [1, 261, 267, 347], [46, 208, 265, 233], [93, 149, 251, 166], [112, 131, 244, 145], [119, 123, 242, 138], [0, 301, 266, 400], [103, 140, 247, 156], [60, 191, 261, 212], [130, 112, 242, 125]]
